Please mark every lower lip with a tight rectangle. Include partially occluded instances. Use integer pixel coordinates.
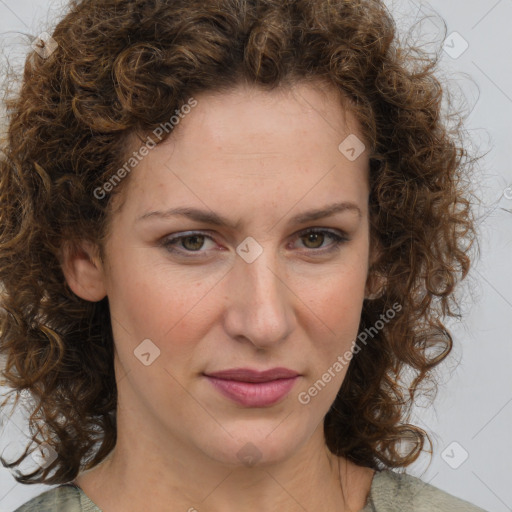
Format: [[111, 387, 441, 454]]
[[205, 376, 299, 407]]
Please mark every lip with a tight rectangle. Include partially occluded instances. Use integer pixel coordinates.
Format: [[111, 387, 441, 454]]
[[204, 367, 300, 407], [205, 367, 300, 382]]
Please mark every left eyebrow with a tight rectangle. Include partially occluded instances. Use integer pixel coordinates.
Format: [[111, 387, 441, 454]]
[[289, 201, 362, 224], [135, 201, 362, 229]]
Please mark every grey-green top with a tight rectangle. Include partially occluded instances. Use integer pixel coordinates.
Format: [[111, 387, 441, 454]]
[[13, 469, 488, 511]]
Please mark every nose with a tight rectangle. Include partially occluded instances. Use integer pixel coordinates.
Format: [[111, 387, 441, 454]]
[[222, 246, 295, 350]]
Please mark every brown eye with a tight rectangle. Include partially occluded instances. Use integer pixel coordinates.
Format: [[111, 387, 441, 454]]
[[161, 232, 216, 256], [179, 235, 206, 251], [300, 232, 325, 249], [160, 228, 349, 259], [295, 229, 349, 253]]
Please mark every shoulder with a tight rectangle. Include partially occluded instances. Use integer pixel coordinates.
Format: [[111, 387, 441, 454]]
[[13, 484, 100, 512], [366, 469, 489, 512]]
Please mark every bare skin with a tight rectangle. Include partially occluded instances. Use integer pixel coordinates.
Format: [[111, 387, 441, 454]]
[[62, 80, 381, 512], [73, 451, 376, 512]]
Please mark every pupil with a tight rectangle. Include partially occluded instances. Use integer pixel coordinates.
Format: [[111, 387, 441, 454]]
[[184, 236, 203, 250], [305, 233, 323, 248]]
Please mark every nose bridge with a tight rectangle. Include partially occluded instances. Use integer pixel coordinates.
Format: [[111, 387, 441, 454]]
[[224, 241, 293, 347], [244, 250, 282, 305]]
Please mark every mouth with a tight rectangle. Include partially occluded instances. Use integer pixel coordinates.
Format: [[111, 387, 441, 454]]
[[203, 367, 301, 407]]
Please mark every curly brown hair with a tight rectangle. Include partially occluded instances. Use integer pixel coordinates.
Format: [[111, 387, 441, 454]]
[[0, 0, 479, 485]]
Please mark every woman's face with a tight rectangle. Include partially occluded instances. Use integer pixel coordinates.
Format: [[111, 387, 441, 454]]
[[97, 81, 371, 467]]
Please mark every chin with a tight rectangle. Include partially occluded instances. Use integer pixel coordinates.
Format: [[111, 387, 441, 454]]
[[196, 422, 308, 468]]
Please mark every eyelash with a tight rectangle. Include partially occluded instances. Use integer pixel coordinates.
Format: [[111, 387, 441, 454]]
[[160, 228, 349, 258]]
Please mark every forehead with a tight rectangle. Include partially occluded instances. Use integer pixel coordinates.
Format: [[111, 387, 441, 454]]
[[110, 80, 369, 220], [178, 80, 360, 146]]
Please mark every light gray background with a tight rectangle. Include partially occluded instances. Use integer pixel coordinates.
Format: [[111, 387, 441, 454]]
[[0, 0, 510, 510]]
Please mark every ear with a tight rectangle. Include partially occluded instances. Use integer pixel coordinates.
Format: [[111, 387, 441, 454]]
[[59, 239, 107, 302], [365, 270, 386, 300], [364, 240, 386, 300]]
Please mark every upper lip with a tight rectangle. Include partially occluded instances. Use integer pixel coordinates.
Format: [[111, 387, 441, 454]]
[[204, 367, 300, 383]]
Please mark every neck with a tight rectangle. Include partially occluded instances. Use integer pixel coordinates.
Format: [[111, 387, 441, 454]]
[[74, 424, 375, 512]]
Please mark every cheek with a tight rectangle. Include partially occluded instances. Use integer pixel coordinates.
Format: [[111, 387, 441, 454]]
[[328, 274, 365, 327], [106, 253, 221, 364], [312, 245, 368, 316], [107, 268, 217, 397], [297, 266, 368, 406], [307, 259, 368, 355]]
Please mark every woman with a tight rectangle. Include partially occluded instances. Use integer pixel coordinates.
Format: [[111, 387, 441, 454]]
[[0, 0, 486, 510]]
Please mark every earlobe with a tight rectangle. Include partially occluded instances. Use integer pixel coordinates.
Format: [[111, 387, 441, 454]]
[[59, 239, 107, 302]]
